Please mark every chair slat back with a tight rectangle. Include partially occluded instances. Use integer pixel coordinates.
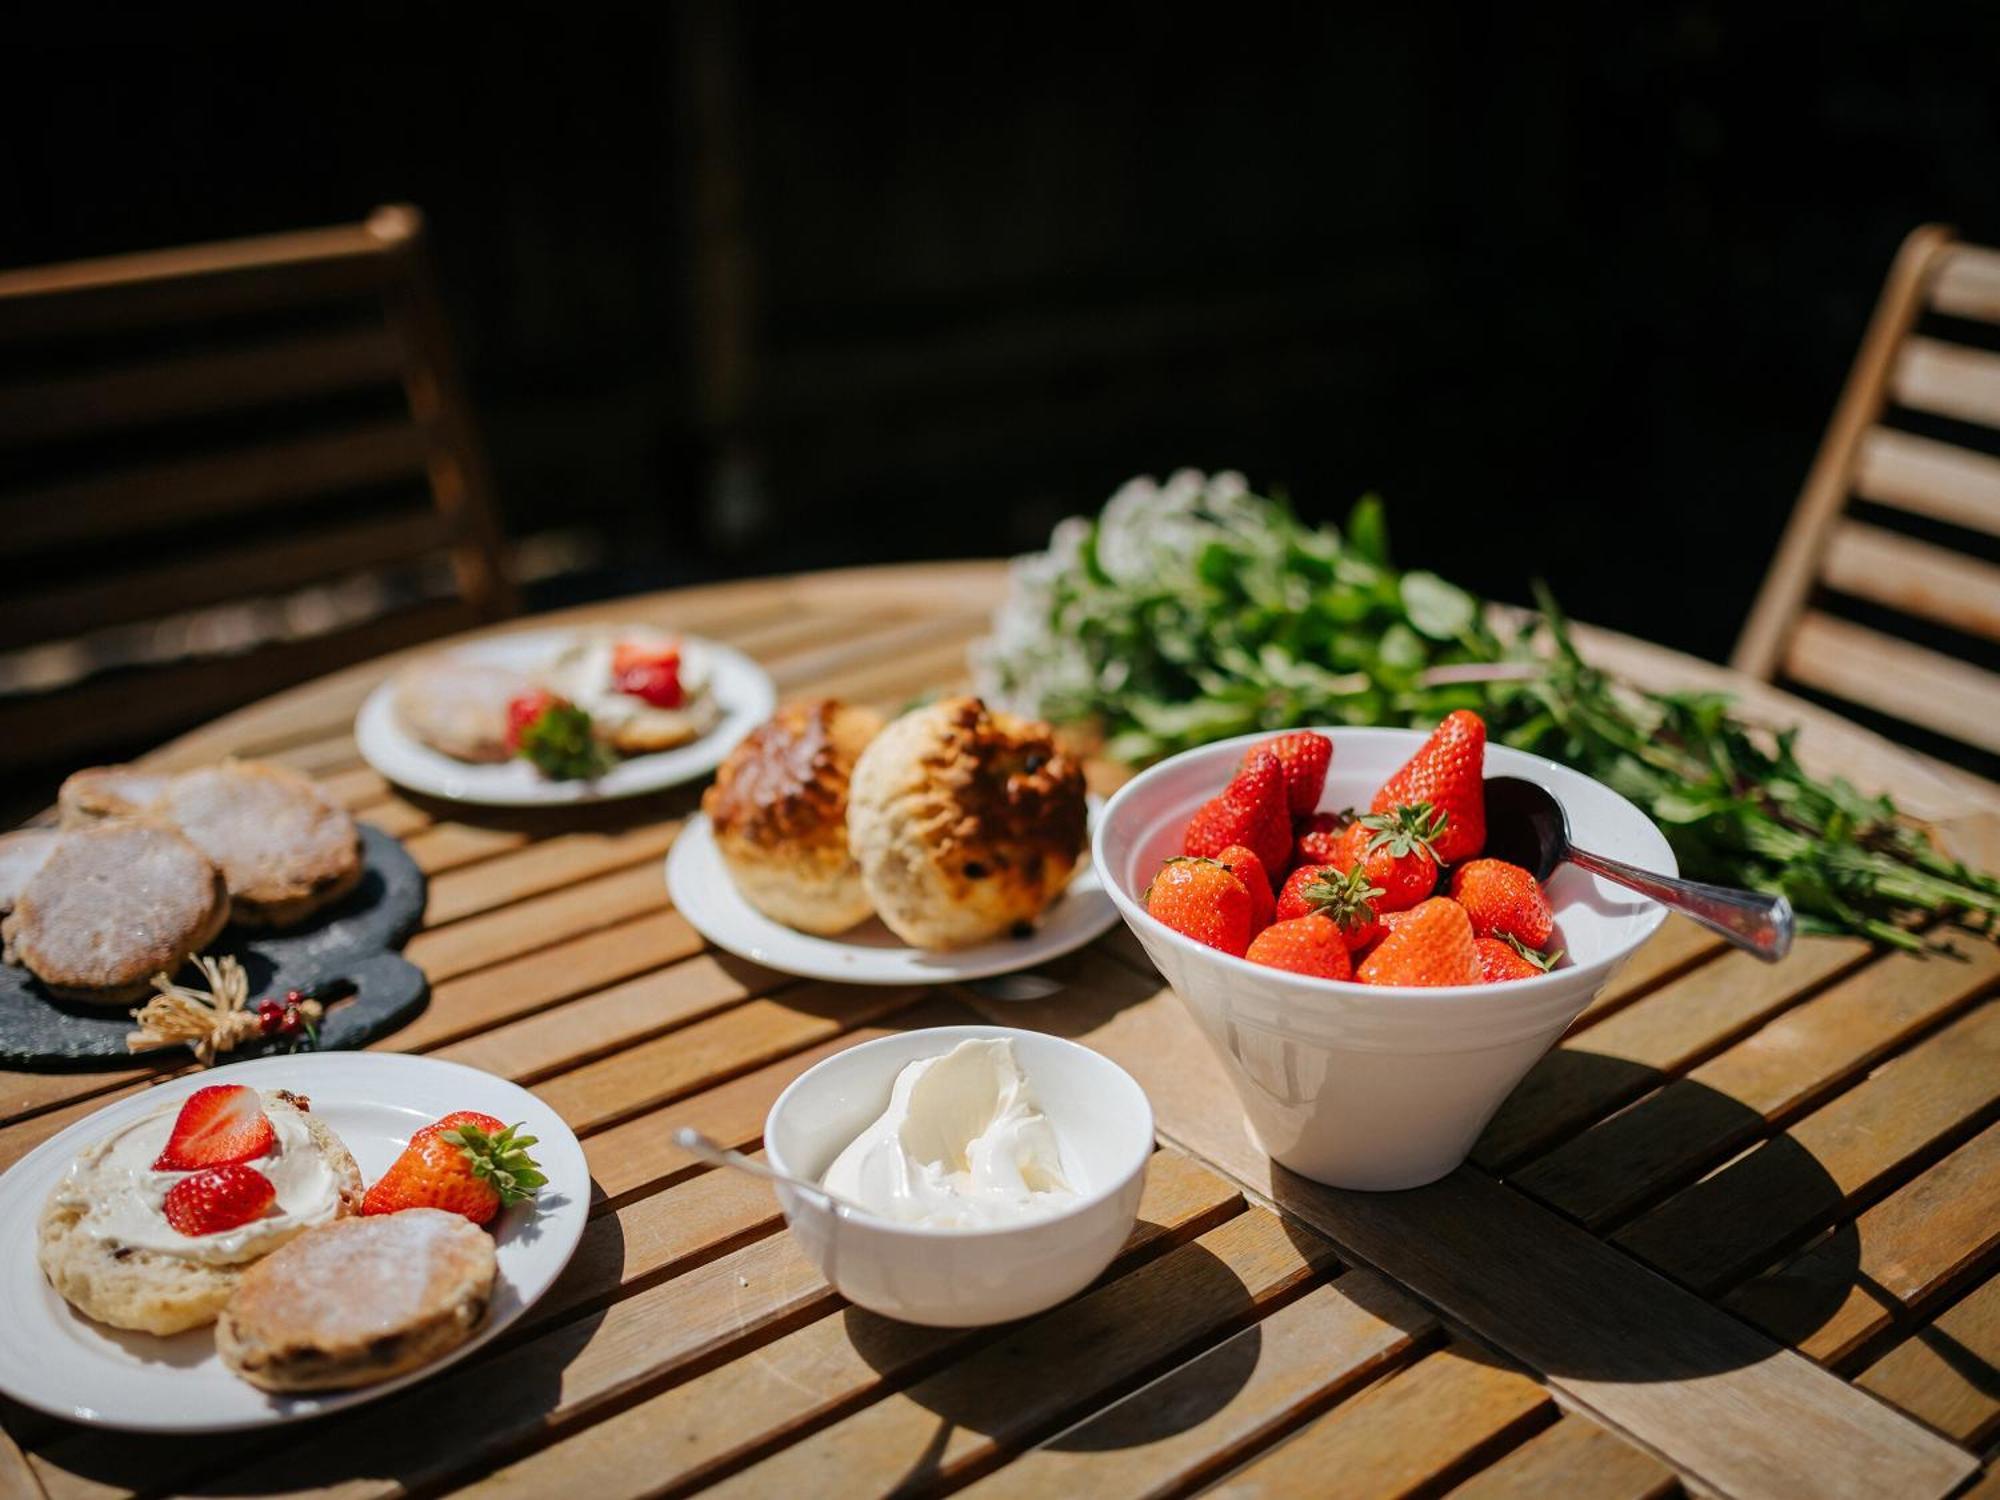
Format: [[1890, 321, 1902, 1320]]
[[1734, 227, 2000, 759], [0, 204, 514, 774]]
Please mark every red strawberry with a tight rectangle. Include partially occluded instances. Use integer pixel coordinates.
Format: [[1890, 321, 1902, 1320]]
[[162, 1163, 275, 1236], [1450, 859, 1555, 948], [1355, 897, 1482, 987], [1372, 710, 1487, 864], [1214, 844, 1275, 933], [152, 1084, 275, 1171], [1275, 862, 1384, 950], [1332, 805, 1443, 913], [1145, 856, 1254, 957], [1475, 934, 1560, 983], [415, 1110, 509, 1143], [504, 689, 563, 752], [363, 1116, 546, 1225], [1183, 750, 1291, 876], [1245, 915, 1355, 979], [611, 642, 685, 708], [1292, 810, 1349, 867], [1249, 731, 1331, 816]]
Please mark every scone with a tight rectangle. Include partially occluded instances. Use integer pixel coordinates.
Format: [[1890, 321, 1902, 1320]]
[[846, 696, 1088, 949], [158, 761, 363, 928], [2, 821, 230, 1004], [58, 765, 171, 826], [394, 658, 541, 763], [0, 828, 59, 916], [550, 628, 722, 754], [217, 1209, 497, 1391], [37, 1089, 363, 1335], [703, 699, 884, 934]]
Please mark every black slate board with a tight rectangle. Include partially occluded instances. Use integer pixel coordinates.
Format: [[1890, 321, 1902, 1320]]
[[0, 824, 429, 1070]]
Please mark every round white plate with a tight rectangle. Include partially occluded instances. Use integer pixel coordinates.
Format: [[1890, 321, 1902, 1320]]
[[665, 802, 1119, 986], [355, 628, 776, 807], [0, 1053, 588, 1432]]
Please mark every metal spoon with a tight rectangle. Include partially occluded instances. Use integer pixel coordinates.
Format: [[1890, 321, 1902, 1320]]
[[672, 1127, 881, 1219], [1481, 776, 1795, 962]]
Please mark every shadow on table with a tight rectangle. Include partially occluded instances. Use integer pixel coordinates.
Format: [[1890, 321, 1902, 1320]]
[[31, 1207, 622, 1497], [842, 1242, 1262, 1488]]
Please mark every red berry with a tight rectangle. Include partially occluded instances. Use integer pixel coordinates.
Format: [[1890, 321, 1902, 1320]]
[[1249, 732, 1332, 817], [1372, 711, 1487, 864], [1449, 859, 1556, 949], [1183, 751, 1291, 877], [1245, 914, 1355, 979], [1356, 897, 1483, 987], [153, 1084, 275, 1171], [1213, 844, 1276, 933], [1145, 856, 1255, 957], [1475, 934, 1559, 983], [1331, 806, 1443, 912], [255, 998, 287, 1035], [162, 1163, 276, 1236], [505, 689, 563, 751], [1292, 810, 1349, 867], [1275, 862, 1384, 950]]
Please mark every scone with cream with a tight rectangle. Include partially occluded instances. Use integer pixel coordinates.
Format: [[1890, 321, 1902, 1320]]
[[37, 1085, 363, 1335], [703, 699, 884, 934], [217, 1208, 497, 1391], [550, 628, 721, 754], [847, 697, 1087, 949]]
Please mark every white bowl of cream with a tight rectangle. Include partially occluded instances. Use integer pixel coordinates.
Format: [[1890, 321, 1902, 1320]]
[[763, 1025, 1153, 1326]]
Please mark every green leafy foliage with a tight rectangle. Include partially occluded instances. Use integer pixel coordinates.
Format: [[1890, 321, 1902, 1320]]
[[515, 701, 614, 780], [971, 472, 2000, 949]]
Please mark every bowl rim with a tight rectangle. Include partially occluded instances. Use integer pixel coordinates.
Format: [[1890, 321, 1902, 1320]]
[[762, 1023, 1155, 1241], [1093, 725, 1675, 1001]]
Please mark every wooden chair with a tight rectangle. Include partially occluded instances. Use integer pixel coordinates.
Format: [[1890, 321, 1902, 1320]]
[[0, 204, 515, 774], [1733, 225, 2000, 758]]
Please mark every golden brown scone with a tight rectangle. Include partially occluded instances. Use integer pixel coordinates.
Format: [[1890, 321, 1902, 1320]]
[[393, 659, 540, 764], [216, 1209, 497, 1391], [846, 697, 1087, 949], [2, 821, 229, 1004], [703, 699, 884, 934], [157, 762, 362, 928], [58, 766, 170, 826]]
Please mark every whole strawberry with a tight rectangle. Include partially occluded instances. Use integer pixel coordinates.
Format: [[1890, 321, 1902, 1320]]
[[1275, 862, 1383, 950], [1475, 934, 1560, 983], [1214, 844, 1275, 933], [1248, 731, 1331, 817], [163, 1162, 276, 1236], [1356, 897, 1483, 987], [363, 1115, 546, 1226], [1372, 710, 1486, 864], [1331, 805, 1443, 912], [1450, 859, 1555, 949], [1183, 750, 1291, 876], [1145, 856, 1254, 956], [1292, 810, 1349, 867], [1245, 915, 1354, 979]]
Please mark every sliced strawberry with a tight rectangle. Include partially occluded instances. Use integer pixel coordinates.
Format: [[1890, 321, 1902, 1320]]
[[162, 1163, 276, 1236], [153, 1084, 274, 1171], [613, 650, 684, 708]]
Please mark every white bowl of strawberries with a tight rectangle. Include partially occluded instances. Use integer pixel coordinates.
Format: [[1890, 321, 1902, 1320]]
[[1094, 715, 1674, 1190]]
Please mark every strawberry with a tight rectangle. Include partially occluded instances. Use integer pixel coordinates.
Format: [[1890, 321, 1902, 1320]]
[[504, 689, 563, 752], [1475, 934, 1561, 983], [421, 1110, 509, 1140], [1245, 915, 1355, 980], [152, 1084, 275, 1171], [1372, 710, 1487, 864], [1275, 862, 1384, 950], [1214, 844, 1275, 933], [162, 1163, 275, 1236], [1291, 810, 1349, 867], [611, 641, 685, 708], [1145, 856, 1254, 956], [1333, 805, 1443, 913], [363, 1116, 546, 1226], [1249, 731, 1331, 817], [1183, 750, 1291, 876], [1450, 858, 1555, 949], [1355, 897, 1482, 987]]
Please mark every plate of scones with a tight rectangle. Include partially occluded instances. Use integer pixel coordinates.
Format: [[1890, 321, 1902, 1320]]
[[356, 625, 776, 806], [668, 694, 1119, 984], [0, 1052, 586, 1430]]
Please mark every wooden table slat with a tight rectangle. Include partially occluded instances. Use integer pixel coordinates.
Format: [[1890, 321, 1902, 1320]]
[[1855, 1275, 2000, 1448]]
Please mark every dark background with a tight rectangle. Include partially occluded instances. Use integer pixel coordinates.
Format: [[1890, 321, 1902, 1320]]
[[8, 5, 1999, 665]]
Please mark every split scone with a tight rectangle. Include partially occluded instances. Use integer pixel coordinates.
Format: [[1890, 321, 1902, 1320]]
[[57, 765, 171, 826], [393, 658, 542, 764], [158, 761, 363, 928], [217, 1208, 497, 1391], [2, 821, 230, 1004], [703, 698, 884, 934], [38, 1088, 363, 1335], [549, 628, 721, 754], [846, 696, 1088, 949]]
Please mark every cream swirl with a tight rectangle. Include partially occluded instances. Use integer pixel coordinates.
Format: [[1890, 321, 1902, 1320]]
[[550, 632, 719, 737], [50, 1097, 343, 1264]]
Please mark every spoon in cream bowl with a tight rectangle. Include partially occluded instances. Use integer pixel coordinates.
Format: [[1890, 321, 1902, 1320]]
[[1482, 775, 1795, 962]]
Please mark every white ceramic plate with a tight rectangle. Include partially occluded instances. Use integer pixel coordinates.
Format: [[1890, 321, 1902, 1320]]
[[665, 800, 1118, 986], [354, 628, 777, 806], [0, 1053, 588, 1432]]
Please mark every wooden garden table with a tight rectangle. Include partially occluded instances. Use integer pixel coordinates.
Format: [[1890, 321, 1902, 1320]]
[[3, 560, 1998, 1500]]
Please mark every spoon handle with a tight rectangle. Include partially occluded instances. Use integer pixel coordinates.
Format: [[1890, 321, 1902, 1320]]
[[672, 1127, 855, 1214], [1564, 845, 1796, 962]]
